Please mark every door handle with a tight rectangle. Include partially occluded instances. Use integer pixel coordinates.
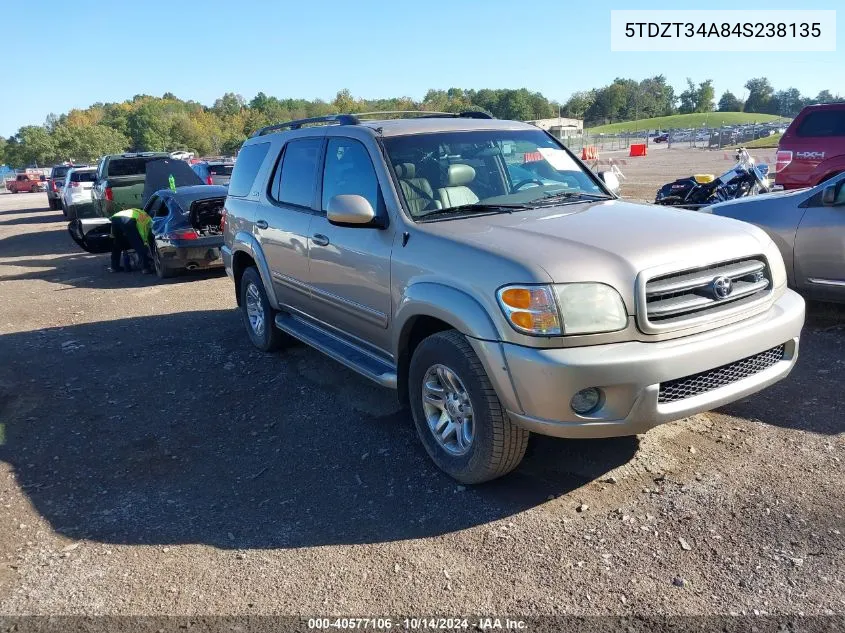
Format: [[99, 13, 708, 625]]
[[311, 233, 330, 246], [255, 220, 268, 230]]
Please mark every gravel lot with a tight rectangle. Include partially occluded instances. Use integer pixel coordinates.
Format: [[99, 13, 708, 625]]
[[0, 151, 843, 621]]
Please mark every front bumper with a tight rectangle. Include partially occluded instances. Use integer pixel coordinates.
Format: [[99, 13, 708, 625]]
[[492, 289, 805, 439]]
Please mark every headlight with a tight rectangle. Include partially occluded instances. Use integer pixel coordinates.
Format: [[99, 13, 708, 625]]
[[497, 283, 627, 336], [554, 283, 628, 334], [497, 286, 561, 336], [762, 238, 787, 288]]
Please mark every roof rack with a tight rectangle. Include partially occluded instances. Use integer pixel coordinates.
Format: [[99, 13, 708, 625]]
[[252, 114, 360, 137], [251, 110, 494, 137], [351, 110, 493, 120]]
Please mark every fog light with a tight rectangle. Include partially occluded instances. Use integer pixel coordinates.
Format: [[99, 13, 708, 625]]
[[571, 388, 602, 415]]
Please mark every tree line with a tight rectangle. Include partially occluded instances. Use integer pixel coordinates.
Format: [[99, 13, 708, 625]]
[[0, 88, 558, 168], [561, 76, 842, 125], [1, 79, 841, 168]]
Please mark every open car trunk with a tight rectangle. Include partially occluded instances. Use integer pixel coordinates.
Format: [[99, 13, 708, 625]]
[[189, 197, 224, 236]]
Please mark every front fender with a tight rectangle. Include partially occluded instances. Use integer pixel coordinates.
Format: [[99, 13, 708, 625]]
[[393, 283, 523, 413], [231, 230, 279, 311], [393, 282, 501, 355]]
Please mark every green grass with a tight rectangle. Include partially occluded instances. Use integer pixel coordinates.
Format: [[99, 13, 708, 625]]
[[730, 133, 782, 149], [587, 113, 789, 134]]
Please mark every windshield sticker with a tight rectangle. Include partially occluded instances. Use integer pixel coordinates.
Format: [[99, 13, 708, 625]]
[[536, 148, 579, 171]]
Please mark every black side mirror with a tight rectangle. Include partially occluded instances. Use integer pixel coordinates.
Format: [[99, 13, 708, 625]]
[[821, 182, 843, 206]]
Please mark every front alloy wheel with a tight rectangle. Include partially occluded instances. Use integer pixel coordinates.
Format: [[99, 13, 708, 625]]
[[422, 364, 474, 456], [408, 329, 529, 484]]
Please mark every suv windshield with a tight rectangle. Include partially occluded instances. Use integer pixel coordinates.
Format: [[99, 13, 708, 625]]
[[382, 129, 607, 219]]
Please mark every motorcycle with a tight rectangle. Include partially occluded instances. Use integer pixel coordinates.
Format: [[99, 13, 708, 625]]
[[654, 148, 770, 209]]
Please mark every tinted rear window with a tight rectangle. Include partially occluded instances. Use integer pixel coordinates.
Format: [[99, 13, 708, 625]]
[[796, 110, 845, 137], [209, 165, 234, 176], [228, 143, 271, 197], [71, 171, 96, 183], [271, 138, 322, 208], [52, 166, 71, 178], [107, 157, 166, 177]]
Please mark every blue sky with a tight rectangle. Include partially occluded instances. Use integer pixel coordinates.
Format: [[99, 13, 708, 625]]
[[0, 0, 841, 136]]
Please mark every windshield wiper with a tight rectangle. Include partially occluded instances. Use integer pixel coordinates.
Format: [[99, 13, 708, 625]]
[[417, 202, 535, 221], [537, 191, 613, 204]]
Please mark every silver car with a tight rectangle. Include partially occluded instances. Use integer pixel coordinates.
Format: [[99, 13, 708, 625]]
[[707, 172, 845, 303], [222, 112, 805, 483]]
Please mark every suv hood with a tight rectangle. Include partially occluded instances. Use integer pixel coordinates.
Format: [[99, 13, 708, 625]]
[[424, 199, 770, 309]]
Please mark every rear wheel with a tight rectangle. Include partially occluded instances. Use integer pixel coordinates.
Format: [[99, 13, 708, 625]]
[[239, 266, 287, 352], [151, 240, 175, 279], [408, 329, 529, 484]]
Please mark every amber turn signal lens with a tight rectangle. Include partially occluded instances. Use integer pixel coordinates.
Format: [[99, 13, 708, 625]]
[[510, 311, 534, 329], [500, 288, 532, 309]]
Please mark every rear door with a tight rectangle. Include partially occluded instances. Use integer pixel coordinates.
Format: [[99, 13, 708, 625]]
[[306, 134, 395, 354], [257, 137, 323, 310], [778, 107, 845, 188]]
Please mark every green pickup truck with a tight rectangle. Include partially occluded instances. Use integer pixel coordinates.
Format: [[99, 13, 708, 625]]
[[91, 152, 171, 217]]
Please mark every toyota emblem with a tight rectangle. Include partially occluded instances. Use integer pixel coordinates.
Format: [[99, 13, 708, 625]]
[[711, 276, 733, 300]]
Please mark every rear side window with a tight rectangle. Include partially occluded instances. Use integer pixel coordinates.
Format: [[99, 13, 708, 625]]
[[796, 110, 845, 137], [228, 142, 270, 197], [321, 138, 380, 212], [271, 138, 322, 208], [107, 157, 161, 177]]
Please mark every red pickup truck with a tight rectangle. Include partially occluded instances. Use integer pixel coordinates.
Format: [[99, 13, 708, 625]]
[[775, 103, 845, 190], [5, 173, 46, 193]]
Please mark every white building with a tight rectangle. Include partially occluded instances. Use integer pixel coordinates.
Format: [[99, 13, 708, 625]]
[[526, 117, 584, 138]]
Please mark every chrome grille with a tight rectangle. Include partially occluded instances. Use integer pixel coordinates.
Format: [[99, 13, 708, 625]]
[[644, 257, 771, 326], [658, 344, 785, 404]]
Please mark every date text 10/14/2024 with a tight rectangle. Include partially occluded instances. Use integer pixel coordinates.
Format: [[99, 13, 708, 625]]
[[306, 617, 527, 630]]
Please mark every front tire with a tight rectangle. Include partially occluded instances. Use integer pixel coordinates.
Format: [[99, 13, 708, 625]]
[[239, 266, 286, 352], [409, 330, 528, 484]]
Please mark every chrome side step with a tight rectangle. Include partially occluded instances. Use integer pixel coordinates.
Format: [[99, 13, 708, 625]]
[[274, 313, 397, 389]]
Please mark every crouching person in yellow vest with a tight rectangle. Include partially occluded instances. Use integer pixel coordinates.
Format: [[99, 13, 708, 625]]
[[110, 208, 154, 274]]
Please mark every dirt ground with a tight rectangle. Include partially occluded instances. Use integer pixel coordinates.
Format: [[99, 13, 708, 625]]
[[603, 143, 779, 203], [0, 150, 843, 622]]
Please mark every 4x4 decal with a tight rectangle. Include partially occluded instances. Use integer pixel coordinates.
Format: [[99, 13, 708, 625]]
[[796, 151, 826, 160]]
